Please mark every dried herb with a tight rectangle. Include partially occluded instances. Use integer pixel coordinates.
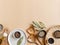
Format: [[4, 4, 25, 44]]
[[32, 21, 45, 30], [17, 37, 23, 45], [39, 22, 46, 29]]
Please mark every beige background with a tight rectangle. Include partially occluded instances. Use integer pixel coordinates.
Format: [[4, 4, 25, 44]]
[[0, 0, 60, 45]]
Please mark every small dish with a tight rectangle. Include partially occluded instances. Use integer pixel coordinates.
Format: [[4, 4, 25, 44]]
[[53, 30, 60, 38], [8, 29, 27, 45], [12, 31, 21, 39], [0, 24, 3, 31], [48, 38, 54, 44], [38, 30, 46, 38]]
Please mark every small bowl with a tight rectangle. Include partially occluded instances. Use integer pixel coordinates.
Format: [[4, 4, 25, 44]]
[[12, 31, 21, 39], [53, 30, 60, 38], [0, 24, 3, 31], [48, 38, 54, 44], [38, 30, 46, 38]]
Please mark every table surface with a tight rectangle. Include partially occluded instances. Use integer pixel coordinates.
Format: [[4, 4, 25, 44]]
[[0, 0, 60, 45]]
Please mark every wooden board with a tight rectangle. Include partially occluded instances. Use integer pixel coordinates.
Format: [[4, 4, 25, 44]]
[[1, 37, 9, 45]]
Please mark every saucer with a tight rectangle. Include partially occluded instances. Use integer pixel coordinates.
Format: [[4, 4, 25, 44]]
[[8, 29, 27, 45]]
